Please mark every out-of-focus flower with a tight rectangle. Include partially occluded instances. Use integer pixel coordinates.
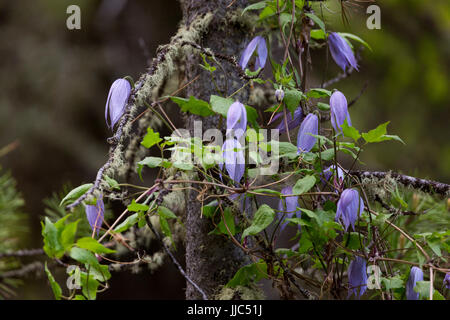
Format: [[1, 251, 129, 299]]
[[330, 90, 351, 133], [328, 32, 358, 72], [406, 267, 424, 300], [348, 256, 367, 299], [297, 113, 318, 153], [226, 101, 247, 139], [277, 186, 301, 232], [85, 197, 105, 236], [335, 188, 364, 231], [275, 89, 285, 102], [221, 139, 245, 184], [273, 107, 303, 133], [105, 78, 132, 129], [443, 273, 450, 290], [239, 36, 268, 71]]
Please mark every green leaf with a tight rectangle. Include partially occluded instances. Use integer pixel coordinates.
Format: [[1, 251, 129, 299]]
[[427, 239, 442, 257], [173, 162, 194, 171], [59, 183, 93, 207], [45, 262, 62, 300], [159, 216, 172, 240], [342, 119, 361, 142], [305, 13, 325, 32], [70, 247, 111, 282], [306, 88, 332, 98], [127, 199, 149, 212], [242, 1, 267, 15], [381, 275, 404, 290], [104, 175, 120, 190], [292, 175, 316, 195], [137, 157, 172, 180], [310, 29, 326, 40], [362, 121, 390, 143], [252, 189, 282, 196], [76, 237, 116, 254], [225, 260, 268, 287], [60, 220, 79, 251], [113, 213, 139, 233], [284, 89, 304, 114], [141, 128, 162, 149], [217, 207, 236, 236], [157, 206, 177, 219], [285, 217, 312, 227], [317, 102, 330, 111], [80, 272, 99, 300], [42, 217, 64, 258], [171, 96, 214, 117], [210, 95, 233, 117], [242, 204, 275, 240]]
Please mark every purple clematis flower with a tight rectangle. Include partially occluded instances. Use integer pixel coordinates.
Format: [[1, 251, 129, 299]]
[[277, 186, 301, 232], [297, 113, 318, 154], [443, 273, 450, 290], [406, 267, 423, 300], [335, 188, 364, 231], [275, 89, 285, 102], [226, 101, 247, 139], [273, 107, 303, 133], [239, 36, 268, 71], [348, 256, 367, 299], [220, 139, 245, 184], [85, 197, 105, 236], [105, 78, 132, 129], [328, 32, 359, 72], [330, 90, 351, 133]]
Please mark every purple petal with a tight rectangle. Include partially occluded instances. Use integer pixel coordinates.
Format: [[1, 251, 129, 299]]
[[85, 197, 105, 236], [297, 113, 318, 153], [335, 189, 363, 231], [406, 267, 424, 300], [330, 90, 351, 132], [240, 36, 267, 71], [255, 36, 268, 70], [105, 79, 131, 129], [222, 139, 245, 184], [226, 101, 247, 139], [348, 256, 367, 298], [328, 33, 359, 72], [277, 186, 301, 232]]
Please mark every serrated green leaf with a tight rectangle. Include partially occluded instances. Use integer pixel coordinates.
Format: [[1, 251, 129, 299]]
[[341, 119, 361, 142], [362, 121, 389, 143], [292, 175, 316, 195], [141, 128, 162, 149], [284, 89, 304, 114], [59, 184, 93, 207], [242, 205, 275, 240], [171, 96, 214, 117]]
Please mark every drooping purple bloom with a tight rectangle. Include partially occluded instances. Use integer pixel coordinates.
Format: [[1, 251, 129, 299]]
[[335, 188, 364, 231], [330, 90, 351, 133], [328, 32, 359, 72], [239, 36, 268, 71], [105, 78, 131, 129], [443, 273, 450, 290], [322, 165, 346, 191], [226, 101, 247, 139], [272, 107, 303, 133], [348, 256, 367, 299], [277, 186, 301, 232], [297, 113, 318, 153], [85, 197, 105, 236], [220, 139, 245, 184], [406, 267, 423, 300]]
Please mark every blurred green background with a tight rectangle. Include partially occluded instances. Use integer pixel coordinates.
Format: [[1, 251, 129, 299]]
[[0, 0, 448, 299]]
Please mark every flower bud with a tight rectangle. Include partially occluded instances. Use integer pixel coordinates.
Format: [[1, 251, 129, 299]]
[[335, 188, 364, 231], [406, 266, 423, 300], [348, 256, 367, 299], [105, 78, 131, 130], [275, 89, 284, 103], [330, 90, 351, 133], [85, 196, 105, 236], [297, 113, 318, 153], [328, 32, 359, 72]]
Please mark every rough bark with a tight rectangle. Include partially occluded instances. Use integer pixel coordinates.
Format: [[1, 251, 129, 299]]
[[180, 0, 251, 299]]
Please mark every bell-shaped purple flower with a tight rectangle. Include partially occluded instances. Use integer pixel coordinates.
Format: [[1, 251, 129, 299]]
[[239, 36, 268, 71], [443, 273, 450, 290], [275, 89, 285, 102], [220, 139, 245, 184], [330, 90, 351, 133], [105, 78, 131, 129], [226, 101, 247, 139], [277, 186, 301, 232], [273, 107, 303, 133], [335, 188, 364, 231], [406, 267, 423, 300], [328, 32, 359, 72], [85, 197, 105, 236], [297, 113, 318, 153], [348, 256, 367, 299]]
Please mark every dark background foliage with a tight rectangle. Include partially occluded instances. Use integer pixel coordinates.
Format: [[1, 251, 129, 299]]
[[0, 0, 448, 299]]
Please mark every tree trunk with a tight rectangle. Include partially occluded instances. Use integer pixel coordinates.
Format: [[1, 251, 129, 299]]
[[180, 0, 251, 299]]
